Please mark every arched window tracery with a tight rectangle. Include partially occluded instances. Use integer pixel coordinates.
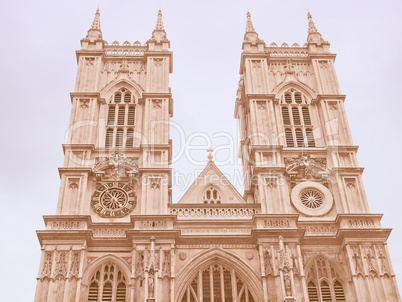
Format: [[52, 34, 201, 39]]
[[203, 186, 222, 204], [306, 257, 346, 302], [180, 264, 255, 302], [87, 263, 127, 302], [105, 88, 136, 148], [280, 89, 316, 148]]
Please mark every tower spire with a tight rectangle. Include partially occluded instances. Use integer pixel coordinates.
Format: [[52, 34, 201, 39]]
[[246, 11, 255, 33], [307, 12, 317, 34], [155, 9, 164, 31], [242, 10, 265, 50], [91, 8, 101, 30], [85, 8, 103, 41], [306, 11, 324, 43], [148, 9, 169, 46]]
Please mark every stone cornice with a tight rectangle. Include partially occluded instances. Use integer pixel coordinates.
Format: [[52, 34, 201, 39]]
[[70, 92, 105, 104]]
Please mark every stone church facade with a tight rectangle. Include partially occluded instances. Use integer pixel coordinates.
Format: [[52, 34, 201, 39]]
[[34, 9, 401, 302]]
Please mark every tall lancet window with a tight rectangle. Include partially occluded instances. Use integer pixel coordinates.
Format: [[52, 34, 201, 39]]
[[88, 263, 127, 302], [105, 88, 136, 148], [280, 89, 315, 147], [306, 257, 346, 302]]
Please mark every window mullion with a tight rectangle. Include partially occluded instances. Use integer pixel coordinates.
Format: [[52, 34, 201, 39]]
[[210, 265, 214, 302], [98, 265, 105, 302], [220, 265, 225, 302], [198, 270, 203, 302], [231, 270, 237, 302], [112, 129, 116, 148], [112, 265, 117, 302]]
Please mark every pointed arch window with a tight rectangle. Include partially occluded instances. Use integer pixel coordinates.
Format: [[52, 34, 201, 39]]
[[307, 257, 346, 302], [87, 263, 127, 302], [105, 88, 136, 148], [180, 264, 255, 302], [203, 186, 222, 204], [280, 89, 316, 148]]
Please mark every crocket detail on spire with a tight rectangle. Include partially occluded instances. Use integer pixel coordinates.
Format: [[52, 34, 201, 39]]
[[306, 11, 324, 43], [85, 8, 103, 41], [243, 11, 262, 44], [149, 9, 169, 44], [246, 11, 255, 33], [155, 9, 164, 31], [91, 8, 101, 30], [307, 12, 317, 34]]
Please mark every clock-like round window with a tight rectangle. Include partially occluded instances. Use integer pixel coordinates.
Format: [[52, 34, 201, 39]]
[[100, 188, 127, 210], [92, 182, 136, 218], [291, 182, 333, 216]]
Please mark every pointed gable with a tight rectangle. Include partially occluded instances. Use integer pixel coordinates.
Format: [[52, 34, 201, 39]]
[[178, 161, 246, 204]]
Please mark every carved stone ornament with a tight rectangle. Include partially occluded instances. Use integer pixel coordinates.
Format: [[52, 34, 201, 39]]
[[79, 99, 90, 108], [85, 57, 95, 66], [377, 246, 390, 276], [119, 59, 129, 72], [69, 181, 78, 189], [135, 251, 144, 279], [153, 99, 162, 109], [285, 155, 330, 183], [256, 101, 266, 110], [150, 177, 161, 190], [54, 251, 68, 280], [278, 236, 295, 300], [284, 59, 295, 73], [69, 252, 80, 278], [264, 248, 273, 276], [352, 247, 364, 276], [246, 252, 254, 260], [365, 249, 379, 277], [161, 251, 171, 278], [94, 153, 138, 183], [95, 153, 138, 170], [40, 252, 53, 280], [179, 252, 187, 261]]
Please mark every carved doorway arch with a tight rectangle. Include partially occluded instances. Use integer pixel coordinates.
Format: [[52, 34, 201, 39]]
[[175, 249, 262, 302]]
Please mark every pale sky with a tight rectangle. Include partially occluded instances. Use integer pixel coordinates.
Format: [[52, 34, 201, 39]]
[[1, 0, 402, 300]]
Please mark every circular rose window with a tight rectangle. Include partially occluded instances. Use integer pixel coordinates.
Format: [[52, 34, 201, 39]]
[[291, 182, 333, 216], [300, 189, 323, 209]]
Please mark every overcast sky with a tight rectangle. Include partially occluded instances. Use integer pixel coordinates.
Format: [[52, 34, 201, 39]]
[[1, 0, 402, 300]]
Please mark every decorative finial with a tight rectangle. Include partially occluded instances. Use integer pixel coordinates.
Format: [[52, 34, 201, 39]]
[[306, 11, 324, 43], [307, 11, 317, 34], [243, 10, 263, 46], [85, 8, 103, 41], [155, 9, 164, 31], [246, 11, 255, 33], [207, 147, 214, 162], [91, 8, 101, 30]]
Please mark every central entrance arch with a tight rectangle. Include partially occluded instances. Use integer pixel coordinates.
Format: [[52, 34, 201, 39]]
[[175, 249, 263, 302]]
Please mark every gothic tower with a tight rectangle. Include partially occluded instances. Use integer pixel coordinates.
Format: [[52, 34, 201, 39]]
[[34, 9, 400, 302], [34, 9, 174, 302], [234, 11, 401, 301]]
